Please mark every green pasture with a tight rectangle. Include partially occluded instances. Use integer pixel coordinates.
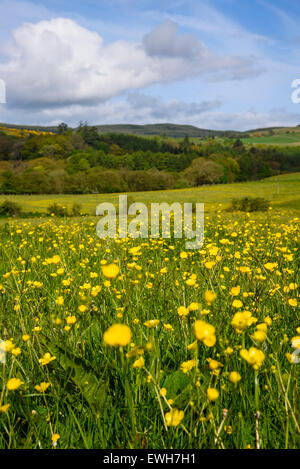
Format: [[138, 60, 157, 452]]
[[0, 173, 299, 217]]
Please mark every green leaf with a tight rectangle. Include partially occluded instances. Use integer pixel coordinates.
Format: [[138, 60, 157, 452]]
[[40, 337, 108, 414], [161, 370, 192, 406]]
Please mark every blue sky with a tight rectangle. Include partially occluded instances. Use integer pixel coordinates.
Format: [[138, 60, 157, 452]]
[[0, 0, 300, 130]]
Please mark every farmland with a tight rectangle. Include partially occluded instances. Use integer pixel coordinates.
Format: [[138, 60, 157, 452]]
[[0, 172, 299, 218]]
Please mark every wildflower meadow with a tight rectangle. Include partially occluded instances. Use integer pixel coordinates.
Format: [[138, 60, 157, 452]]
[[0, 204, 299, 449]]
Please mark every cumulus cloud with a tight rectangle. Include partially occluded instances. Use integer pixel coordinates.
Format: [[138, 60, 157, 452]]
[[0, 17, 261, 109], [2, 90, 296, 133], [1, 89, 299, 131], [143, 20, 205, 58], [127, 92, 222, 119]]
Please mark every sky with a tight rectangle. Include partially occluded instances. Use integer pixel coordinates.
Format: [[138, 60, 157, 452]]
[[0, 0, 300, 130]]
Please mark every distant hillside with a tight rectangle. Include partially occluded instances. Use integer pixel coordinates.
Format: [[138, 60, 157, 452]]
[[93, 123, 243, 138], [1, 121, 300, 139], [0, 122, 58, 133], [0, 122, 243, 138]]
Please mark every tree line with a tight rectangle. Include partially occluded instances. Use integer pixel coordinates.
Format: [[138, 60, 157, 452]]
[[0, 123, 299, 194]]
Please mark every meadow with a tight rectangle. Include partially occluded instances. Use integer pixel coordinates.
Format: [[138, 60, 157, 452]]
[[0, 172, 299, 216], [0, 174, 299, 449], [240, 128, 300, 146], [241, 135, 300, 146]]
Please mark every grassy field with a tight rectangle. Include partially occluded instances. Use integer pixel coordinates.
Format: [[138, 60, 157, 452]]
[[241, 127, 300, 146], [0, 172, 299, 217], [241, 135, 300, 145], [0, 175, 299, 449]]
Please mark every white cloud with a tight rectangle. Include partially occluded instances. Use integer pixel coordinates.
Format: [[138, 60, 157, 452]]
[[0, 17, 261, 109], [2, 91, 298, 132], [127, 92, 222, 119]]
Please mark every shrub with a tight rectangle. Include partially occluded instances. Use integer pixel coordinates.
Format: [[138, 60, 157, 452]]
[[230, 196, 270, 212], [47, 203, 69, 217], [0, 200, 22, 217], [71, 202, 82, 216]]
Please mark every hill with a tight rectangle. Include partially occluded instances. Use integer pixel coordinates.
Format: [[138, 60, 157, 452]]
[[1, 122, 243, 138], [2, 121, 300, 139], [93, 123, 242, 138]]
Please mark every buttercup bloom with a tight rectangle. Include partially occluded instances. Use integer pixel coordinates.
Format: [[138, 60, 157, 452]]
[[132, 356, 145, 368], [240, 347, 265, 370], [101, 264, 120, 279], [103, 324, 132, 347], [35, 382, 50, 393], [39, 353, 56, 366], [6, 378, 24, 390], [231, 311, 257, 333], [165, 408, 184, 426], [229, 371, 241, 384], [207, 388, 219, 402], [194, 320, 216, 347]]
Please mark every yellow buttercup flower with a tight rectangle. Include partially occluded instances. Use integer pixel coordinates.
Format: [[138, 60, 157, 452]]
[[51, 433, 60, 445], [207, 388, 219, 402], [11, 347, 21, 356], [288, 299, 297, 307], [194, 320, 216, 347], [6, 378, 24, 390], [225, 346, 234, 355], [186, 278, 195, 287], [264, 262, 278, 271], [35, 382, 50, 393], [231, 311, 257, 333], [144, 319, 159, 328], [207, 358, 223, 371], [165, 408, 184, 426], [229, 371, 241, 384], [132, 356, 145, 368], [291, 336, 300, 349], [129, 246, 141, 256], [0, 404, 10, 412], [163, 323, 174, 331], [230, 286, 241, 296], [204, 290, 217, 304], [251, 330, 267, 343], [102, 264, 120, 279], [103, 324, 132, 347], [177, 306, 189, 317], [240, 347, 265, 370], [232, 299, 243, 309], [264, 316, 272, 326], [3, 340, 14, 352], [187, 340, 198, 351], [256, 323, 268, 332], [39, 353, 56, 366], [180, 359, 197, 373], [66, 315, 76, 324]]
